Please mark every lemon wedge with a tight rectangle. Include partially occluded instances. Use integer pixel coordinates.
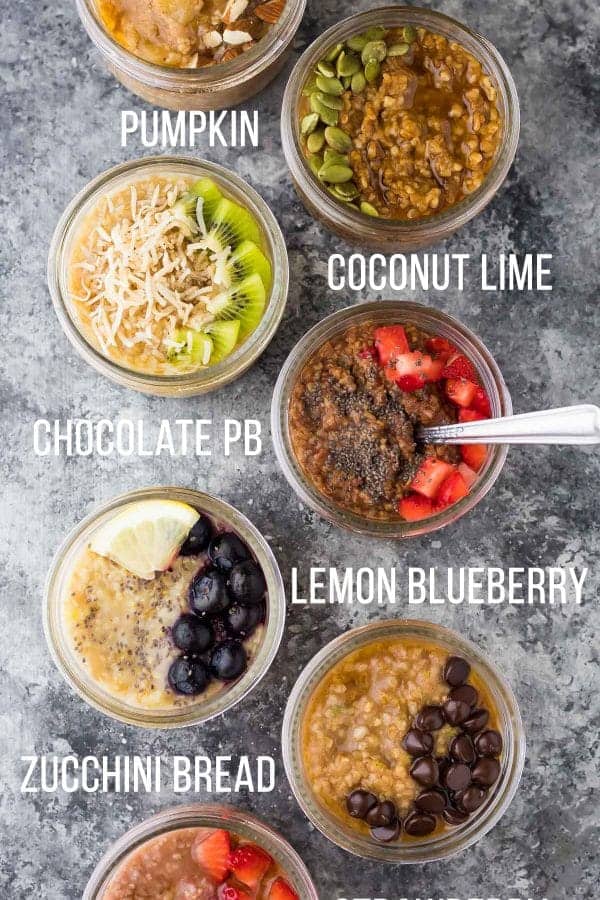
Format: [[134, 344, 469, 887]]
[[90, 500, 200, 580]]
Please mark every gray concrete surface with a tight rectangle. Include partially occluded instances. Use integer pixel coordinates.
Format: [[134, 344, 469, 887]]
[[1, 0, 599, 897]]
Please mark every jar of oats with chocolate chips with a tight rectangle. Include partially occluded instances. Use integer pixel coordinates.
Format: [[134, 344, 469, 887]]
[[76, 0, 306, 109]]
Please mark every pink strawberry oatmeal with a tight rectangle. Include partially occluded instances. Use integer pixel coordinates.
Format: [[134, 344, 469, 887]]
[[104, 826, 299, 899], [288, 322, 491, 522]]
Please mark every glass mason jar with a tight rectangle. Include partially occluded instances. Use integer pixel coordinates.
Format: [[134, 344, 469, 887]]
[[44, 486, 285, 728], [281, 6, 520, 250], [271, 300, 512, 538], [83, 803, 319, 898], [48, 156, 289, 396], [282, 619, 526, 863], [75, 0, 307, 110]]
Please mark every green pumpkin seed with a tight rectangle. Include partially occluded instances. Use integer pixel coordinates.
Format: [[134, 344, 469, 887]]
[[347, 32, 369, 52], [306, 129, 325, 154], [300, 112, 320, 135], [341, 75, 352, 89], [316, 60, 336, 78], [314, 90, 343, 110], [360, 201, 379, 216], [318, 162, 354, 184], [302, 74, 319, 96], [332, 181, 360, 201], [308, 153, 324, 176], [364, 59, 380, 83], [316, 74, 344, 96], [323, 148, 348, 165], [351, 71, 366, 93], [309, 94, 339, 126], [325, 42, 344, 62], [361, 39, 387, 65], [403, 24, 417, 43], [336, 50, 361, 77], [387, 42, 410, 57], [365, 25, 387, 41], [324, 125, 352, 153]]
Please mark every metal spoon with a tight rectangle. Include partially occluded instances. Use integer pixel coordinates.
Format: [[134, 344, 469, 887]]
[[417, 404, 600, 445]]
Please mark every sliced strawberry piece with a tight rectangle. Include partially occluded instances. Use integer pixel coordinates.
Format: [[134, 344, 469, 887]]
[[374, 325, 409, 365], [396, 374, 426, 392], [398, 492, 434, 522], [458, 462, 478, 488], [411, 458, 455, 499], [267, 878, 300, 900], [446, 378, 477, 408], [472, 386, 492, 417], [395, 350, 442, 384], [228, 844, 272, 889], [425, 336, 456, 360], [192, 829, 231, 883], [441, 353, 478, 382], [459, 408, 485, 423], [436, 470, 469, 508], [218, 886, 252, 900], [358, 345, 377, 360], [460, 443, 487, 471]]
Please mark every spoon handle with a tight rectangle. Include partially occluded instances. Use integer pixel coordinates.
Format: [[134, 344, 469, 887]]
[[419, 404, 600, 445]]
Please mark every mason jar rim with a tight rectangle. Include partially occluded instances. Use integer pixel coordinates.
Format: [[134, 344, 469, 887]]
[[75, 0, 307, 91], [281, 5, 520, 243], [271, 301, 512, 538], [282, 618, 526, 863], [43, 486, 286, 729], [47, 155, 289, 396], [83, 803, 319, 899]]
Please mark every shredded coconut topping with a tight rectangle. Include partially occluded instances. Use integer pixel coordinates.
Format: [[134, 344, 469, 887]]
[[70, 178, 225, 363]]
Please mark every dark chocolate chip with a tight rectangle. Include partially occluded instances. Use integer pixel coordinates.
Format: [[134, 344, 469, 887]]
[[442, 762, 471, 792], [455, 785, 487, 812], [443, 698, 471, 726], [475, 729, 503, 757], [471, 757, 501, 787], [346, 789, 378, 819], [365, 800, 397, 828], [436, 756, 451, 783], [415, 789, 447, 814], [409, 756, 439, 788], [449, 684, 478, 708], [370, 820, 401, 843], [449, 733, 476, 765], [415, 705, 445, 732], [443, 656, 471, 686], [402, 728, 434, 757], [462, 708, 490, 735], [404, 811, 437, 836], [443, 806, 469, 826]]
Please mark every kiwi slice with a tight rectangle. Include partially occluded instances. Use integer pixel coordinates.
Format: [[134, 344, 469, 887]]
[[192, 177, 223, 231], [168, 329, 213, 367], [226, 240, 272, 290], [211, 273, 266, 339], [204, 198, 262, 254], [205, 319, 241, 364]]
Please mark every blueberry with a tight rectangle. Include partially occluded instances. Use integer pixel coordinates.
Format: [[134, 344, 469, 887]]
[[228, 560, 266, 604], [180, 515, 213, 556], [226, 601, 265, 637], [168, 656, 210, 695], [171, 614, 213, 653], [209, 533, 249, 572], [210, 640, 247, 681], [189, 568, 229, 616]]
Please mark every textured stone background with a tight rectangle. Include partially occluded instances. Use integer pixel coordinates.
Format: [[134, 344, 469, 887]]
[[1, 0, 599, 897]]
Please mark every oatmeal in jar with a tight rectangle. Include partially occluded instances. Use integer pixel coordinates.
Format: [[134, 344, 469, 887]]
[[104, 825, 300, 898], [299, 22, 502, 219], [98, 0, 286, 69], [64, 498, 268, 713], [302, 637, 503, 844], [288, 321, 491, 522]]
